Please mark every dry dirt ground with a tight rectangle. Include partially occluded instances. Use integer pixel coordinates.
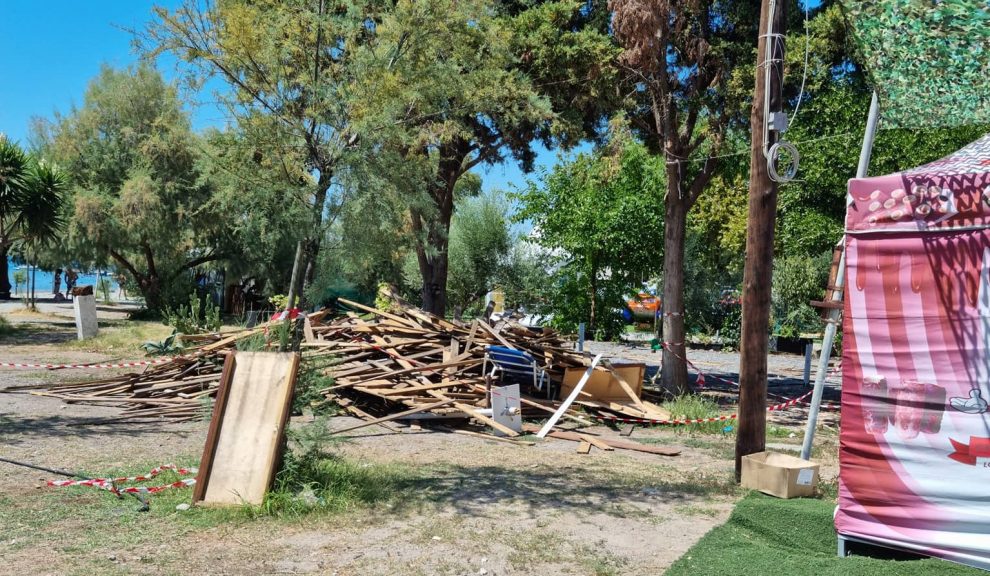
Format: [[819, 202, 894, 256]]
[[0, 312, 840, 576]]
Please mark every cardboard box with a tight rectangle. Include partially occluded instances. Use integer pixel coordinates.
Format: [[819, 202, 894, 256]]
[[560, 364, 645, 403], [741, 451, 820, 499]]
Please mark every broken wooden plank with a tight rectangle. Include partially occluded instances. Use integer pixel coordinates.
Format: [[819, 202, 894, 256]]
[[536, 354, 603, 438], [578, 433, 614, 451]]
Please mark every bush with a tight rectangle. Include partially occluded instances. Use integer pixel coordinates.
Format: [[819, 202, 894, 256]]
[[771, 252, 831, 338], [163, 292, 222, 335]]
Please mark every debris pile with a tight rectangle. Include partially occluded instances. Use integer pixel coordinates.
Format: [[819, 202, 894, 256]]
[[16, 298, 673, 443]]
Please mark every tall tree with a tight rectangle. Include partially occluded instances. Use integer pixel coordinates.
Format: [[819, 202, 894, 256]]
[[47, 64, 227, 311], [141, 0, 374, 299], [514, 138, 666, 338], [608, 0, 762, 394], [404, 191, 514, 315], [197, 127, 312, 294], [0, 136, 68, 299], [354, 0, 617, 315]]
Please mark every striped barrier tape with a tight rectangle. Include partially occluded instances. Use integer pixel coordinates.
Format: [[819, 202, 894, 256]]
[[48, 464, 197, 495], [657, 341, 842, 402], [593, 390, 815, 426], [1, 358, 179, 370]]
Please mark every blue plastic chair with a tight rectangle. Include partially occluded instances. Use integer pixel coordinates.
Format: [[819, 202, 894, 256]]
[[483, 345, 550, 398]]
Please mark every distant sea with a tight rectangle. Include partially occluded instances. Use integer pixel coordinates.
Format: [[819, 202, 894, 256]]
[[5, 261, 120, 296]]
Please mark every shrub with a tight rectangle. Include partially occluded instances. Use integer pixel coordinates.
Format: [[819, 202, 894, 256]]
[[163, 292, 222, 335]]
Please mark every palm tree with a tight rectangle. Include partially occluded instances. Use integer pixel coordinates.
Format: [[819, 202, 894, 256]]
[[0, 136, 68, 299]]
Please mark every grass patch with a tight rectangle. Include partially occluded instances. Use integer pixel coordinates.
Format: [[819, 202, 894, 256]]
[[62, 321, 175, 354], [666, 493, 984, 576], [662, 394, 732, 434], [0, 313, 16, 336]]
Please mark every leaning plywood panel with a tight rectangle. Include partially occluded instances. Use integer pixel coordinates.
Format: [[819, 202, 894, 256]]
[[194, 351, 300, 506]]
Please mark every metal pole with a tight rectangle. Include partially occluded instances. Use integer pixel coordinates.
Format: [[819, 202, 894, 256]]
[[800, 91, 880, 460], [803, 342, 813, 385], [577, 323, 586, 352]]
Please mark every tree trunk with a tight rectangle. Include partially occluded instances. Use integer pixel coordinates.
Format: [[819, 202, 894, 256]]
[[0, 245, 11, 300], [660, 193, 689, 397], [414, 151, 460, 317], [416, 198, 452, 316], [298, 172, 333, 308], [140, 275, 163, 312], [588, 267, 598, 335]]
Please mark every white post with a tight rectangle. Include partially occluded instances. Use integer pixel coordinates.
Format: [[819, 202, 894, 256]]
[[537, 354, 603, 438], [800, 91, 880, 460], [73, 293, 99, 340]]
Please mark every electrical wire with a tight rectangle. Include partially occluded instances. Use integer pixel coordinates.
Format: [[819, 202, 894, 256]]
[[761, 0, 798, 183], [790, 0, 812, 125]]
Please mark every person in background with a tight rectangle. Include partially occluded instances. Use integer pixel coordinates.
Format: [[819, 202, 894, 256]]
[[117, 273, 127, 299], [65, 267, 78, 298], [53, 268, 63, 298]]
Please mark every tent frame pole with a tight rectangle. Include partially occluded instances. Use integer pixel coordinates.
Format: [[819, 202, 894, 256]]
[[800, 91, 880, 460]]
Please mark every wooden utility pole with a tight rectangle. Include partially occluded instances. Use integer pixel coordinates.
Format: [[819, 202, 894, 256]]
[[735, 0, 786, 480]]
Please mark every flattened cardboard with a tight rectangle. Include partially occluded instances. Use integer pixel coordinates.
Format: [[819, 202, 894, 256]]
[[741, 451, 820, 499], [561, 364, 645, 403]]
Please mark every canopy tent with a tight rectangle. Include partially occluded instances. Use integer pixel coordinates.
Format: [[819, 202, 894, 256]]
[[838, 134, 990, 569], [839, 0, 990, 128]]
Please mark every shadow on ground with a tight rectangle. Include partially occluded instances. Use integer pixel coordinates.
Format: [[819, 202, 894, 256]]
[[274, 451, 738, 521], [0, 412, 197, 445]]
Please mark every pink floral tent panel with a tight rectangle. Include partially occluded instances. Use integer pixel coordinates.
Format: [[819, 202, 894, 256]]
[[838, 133, 990, 569]]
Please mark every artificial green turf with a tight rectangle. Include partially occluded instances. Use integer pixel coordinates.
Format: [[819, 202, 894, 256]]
[[666, 493, 984, 576]]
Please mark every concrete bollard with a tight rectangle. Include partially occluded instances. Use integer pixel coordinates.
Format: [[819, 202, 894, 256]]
[[73, 294, 99, 340]]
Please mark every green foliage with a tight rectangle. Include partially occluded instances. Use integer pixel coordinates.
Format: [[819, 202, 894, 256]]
[[42, 64, 228, 311], [293, 357, 340, 416], [163, 292, 222, 335], [141, 330, 185, 356], [772, 253, 831, 338], [11, 269, 26, 293], [96, 276, 112, 304], [0, 314, 14, 337], [268, 294, 289, 311], [349, 0, 615, 314], [513, 139, 665, 339], [719, 300, 743, 351], [840, 0, 990, 129], [235, 320, 293, 352], [197, 128, 311, 294], [265, 420, 414, 515], [403, 192, 513, 314], [662, 394, 729, 435], [0, 136, 68, 297]]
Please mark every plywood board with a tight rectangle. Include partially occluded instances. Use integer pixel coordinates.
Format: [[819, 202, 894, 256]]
[[194, 351, 300, 506], [560, 364, 645, 403]]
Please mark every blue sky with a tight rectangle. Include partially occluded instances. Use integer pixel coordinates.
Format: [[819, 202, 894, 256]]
[[0, 0, 571, 195]]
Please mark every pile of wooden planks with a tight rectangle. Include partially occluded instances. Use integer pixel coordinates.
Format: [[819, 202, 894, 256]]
[[14, 298, 671, 435], [16, 329, 269, 422], [309, 298, 600, 436]]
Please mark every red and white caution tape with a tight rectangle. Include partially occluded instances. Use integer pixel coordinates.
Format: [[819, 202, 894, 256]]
[[0, 358, 179, 370], [593, 390, 815, 426], [47, 464, 197, 495], [658, 341, 842, 402]]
